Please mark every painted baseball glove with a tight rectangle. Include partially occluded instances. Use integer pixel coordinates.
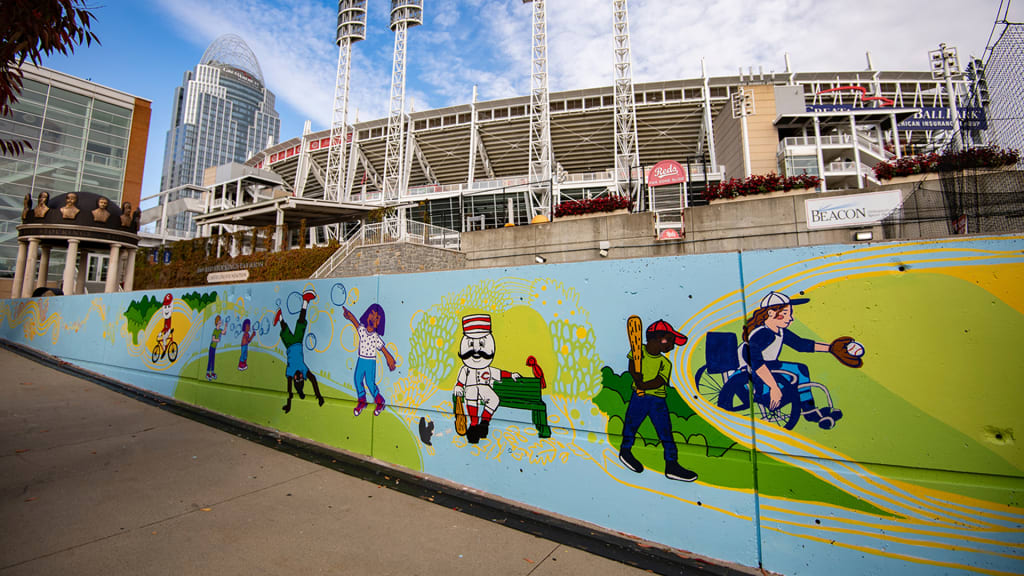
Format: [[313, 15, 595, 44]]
[[829, 336, 864, 368]]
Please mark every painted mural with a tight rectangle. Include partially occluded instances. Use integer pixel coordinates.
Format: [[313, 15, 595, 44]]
[[2, 235, 1023, 576]]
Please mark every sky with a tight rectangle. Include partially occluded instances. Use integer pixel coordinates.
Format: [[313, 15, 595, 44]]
[[38, 0, 1023, 206]]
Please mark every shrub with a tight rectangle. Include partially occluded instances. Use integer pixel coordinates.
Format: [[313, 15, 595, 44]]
[[873, 146, 1020, 180], [703, 173, 821, 202], [554, 195, 633, 217]]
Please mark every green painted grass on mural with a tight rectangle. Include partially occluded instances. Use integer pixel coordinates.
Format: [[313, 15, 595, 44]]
[[596, 368, 887, 515], [794, 272, 1023, 475], [698, 270, 1023, 507], [174, 349, 422, 472]]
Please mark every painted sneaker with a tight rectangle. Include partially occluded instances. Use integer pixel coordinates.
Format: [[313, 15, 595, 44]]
[[373, 394, 386, 416], [618, 448, 643, 473], [353, 397, 368, 416], [665, 461, 698, 482], [273, 309, 282, 326], [238, 362, 247, 371], [302, 289, 317, 303]]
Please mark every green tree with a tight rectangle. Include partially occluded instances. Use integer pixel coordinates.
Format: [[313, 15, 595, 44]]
[[1, 0, 100, 156]]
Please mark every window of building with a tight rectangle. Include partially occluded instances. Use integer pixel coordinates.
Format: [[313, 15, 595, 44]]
[[86, 253, 109, 283]]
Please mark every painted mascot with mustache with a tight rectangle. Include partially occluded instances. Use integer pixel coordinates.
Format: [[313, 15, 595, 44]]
[[454, 314, 521, 444]]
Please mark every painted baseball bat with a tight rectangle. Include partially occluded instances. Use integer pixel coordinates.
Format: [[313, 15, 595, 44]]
[[454, 396, 468, 436], [627, 315, 643, 373]]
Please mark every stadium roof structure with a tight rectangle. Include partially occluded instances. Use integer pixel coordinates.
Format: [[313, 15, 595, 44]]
[[248, 69, 962, 206]]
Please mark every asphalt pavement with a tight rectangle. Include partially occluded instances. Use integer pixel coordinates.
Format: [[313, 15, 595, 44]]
[[0, 344, 751, 576]]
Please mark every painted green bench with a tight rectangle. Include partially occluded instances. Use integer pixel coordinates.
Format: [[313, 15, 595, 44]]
[[494, 377, 552, 438], [452, 376, 552, 439]]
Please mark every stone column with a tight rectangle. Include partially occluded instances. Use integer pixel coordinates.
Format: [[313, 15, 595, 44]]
[[123, 248, 137, 292], [21, 238, 40, 298], [63, 240, 80, 295], [36, 245, 51, 289], [11, 240, 27, 299], [104, 244, 121, 293], [75, 249, 88, 294]]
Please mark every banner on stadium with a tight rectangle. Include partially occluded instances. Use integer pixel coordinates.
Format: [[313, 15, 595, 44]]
[[805, 104, 987, 131]]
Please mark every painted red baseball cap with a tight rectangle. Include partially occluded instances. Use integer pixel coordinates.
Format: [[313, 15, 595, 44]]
[[163, 293, 173, 306], [646, 319, 687, 345]]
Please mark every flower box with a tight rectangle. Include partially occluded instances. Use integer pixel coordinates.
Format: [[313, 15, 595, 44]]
[[709, 187, 816, 204], [555, 208, 630, 221]]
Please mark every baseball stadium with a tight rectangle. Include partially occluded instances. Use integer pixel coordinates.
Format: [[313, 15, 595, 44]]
[[184, 0, 1018, 248]]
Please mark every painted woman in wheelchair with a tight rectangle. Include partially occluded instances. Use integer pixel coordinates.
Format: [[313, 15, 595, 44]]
[[721, 291, 844, 430]]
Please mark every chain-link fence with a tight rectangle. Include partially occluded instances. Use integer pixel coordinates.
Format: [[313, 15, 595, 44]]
[[886, 20, 1024, 238]]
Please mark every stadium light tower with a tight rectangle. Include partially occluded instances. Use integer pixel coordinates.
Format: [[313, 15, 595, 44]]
[[930, 43, 964, 151], [382, 0, 423, 202], [612, 0, 640, 205], [325, 1, 367, 203], [524, 0, 554, 220]]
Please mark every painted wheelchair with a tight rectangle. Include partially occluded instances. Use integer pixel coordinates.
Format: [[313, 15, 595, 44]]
[[693, 332, 835, 430]]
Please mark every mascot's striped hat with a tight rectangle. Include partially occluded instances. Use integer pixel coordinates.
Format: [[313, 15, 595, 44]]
[[462, 314, 492, 336]]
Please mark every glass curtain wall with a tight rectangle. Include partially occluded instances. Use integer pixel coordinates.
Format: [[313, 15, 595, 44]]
[[0, 77, 132, 276]]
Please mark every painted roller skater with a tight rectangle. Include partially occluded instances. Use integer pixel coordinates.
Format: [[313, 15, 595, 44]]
[[343, 304, 396, 416], [275, 289, 325, 413], [238, 318, 254, 371]]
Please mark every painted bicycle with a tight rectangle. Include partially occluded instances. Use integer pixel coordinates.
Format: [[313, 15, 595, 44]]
[[151, 328, 179, 363]]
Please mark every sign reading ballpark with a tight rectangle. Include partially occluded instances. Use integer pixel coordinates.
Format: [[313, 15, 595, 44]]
[[806, 105, 987, 131], [804, 189, 903, 229]]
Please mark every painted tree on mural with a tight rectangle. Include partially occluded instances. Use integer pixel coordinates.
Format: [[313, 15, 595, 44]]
[[594, 367, 735, 459], [124, 295, 160, 345], [0, 0, 100, 156]]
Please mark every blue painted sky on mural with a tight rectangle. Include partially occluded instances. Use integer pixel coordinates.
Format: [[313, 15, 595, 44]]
[[38, 0, 1022, 207]]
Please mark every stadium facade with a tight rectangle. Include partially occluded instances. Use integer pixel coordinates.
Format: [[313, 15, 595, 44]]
[[151, 34, 280, 241], [0, 63, 150, 287], [191, 64, 975, 243]]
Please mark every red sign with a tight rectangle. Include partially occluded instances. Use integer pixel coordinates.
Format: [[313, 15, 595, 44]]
[[648, 160, 687, 187]]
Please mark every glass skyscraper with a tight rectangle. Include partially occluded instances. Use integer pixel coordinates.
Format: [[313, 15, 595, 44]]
[[158, 34, 280, 237]]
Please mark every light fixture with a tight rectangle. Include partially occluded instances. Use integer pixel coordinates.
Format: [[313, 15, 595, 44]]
[[599, 240, 610, 257], [599, 249, 608, 257], [535, 255, 546, 264], [854, 230, 873, 241]]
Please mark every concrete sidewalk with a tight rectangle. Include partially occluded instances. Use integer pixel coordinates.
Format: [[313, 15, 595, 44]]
[[0, 346, 742, 575]]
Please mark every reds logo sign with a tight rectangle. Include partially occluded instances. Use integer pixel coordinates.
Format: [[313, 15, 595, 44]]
[[648, 160, 688, 187]]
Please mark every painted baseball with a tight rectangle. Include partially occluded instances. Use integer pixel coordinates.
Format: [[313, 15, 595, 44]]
[[845, 341, 865, 357]]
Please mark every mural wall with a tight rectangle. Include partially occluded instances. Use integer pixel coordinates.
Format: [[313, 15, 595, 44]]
[[3, 235, 1022, 576]]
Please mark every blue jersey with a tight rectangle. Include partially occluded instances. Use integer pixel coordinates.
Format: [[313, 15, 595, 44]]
[[286, 342, 307, 376]]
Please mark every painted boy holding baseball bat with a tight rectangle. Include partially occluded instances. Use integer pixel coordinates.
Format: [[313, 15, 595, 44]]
[[620, 318, 698, 483]]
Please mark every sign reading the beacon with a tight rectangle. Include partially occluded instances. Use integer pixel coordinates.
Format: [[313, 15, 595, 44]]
[[804, 190, 902, 229], [648, 160, 687, 187]]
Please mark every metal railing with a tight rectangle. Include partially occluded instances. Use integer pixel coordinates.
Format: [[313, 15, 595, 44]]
[[310, 219, 461, 279], [780, 134, 893, 160]]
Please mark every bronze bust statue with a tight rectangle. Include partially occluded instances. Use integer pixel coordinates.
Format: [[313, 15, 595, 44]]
[[120, 201, 134, 227], [61, 192, 80, 220], [92, 196, 111, 223], [33, 191, 50, 218]]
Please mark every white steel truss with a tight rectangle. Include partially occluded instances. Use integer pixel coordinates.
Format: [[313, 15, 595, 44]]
[[612, 0, 640, 205], [382, 1, 423, 203], [325, 1, 367, 203], [525, 0, 554, 219]]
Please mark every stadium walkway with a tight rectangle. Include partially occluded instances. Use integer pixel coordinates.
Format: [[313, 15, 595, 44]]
[[0, 345, 749, 576]]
